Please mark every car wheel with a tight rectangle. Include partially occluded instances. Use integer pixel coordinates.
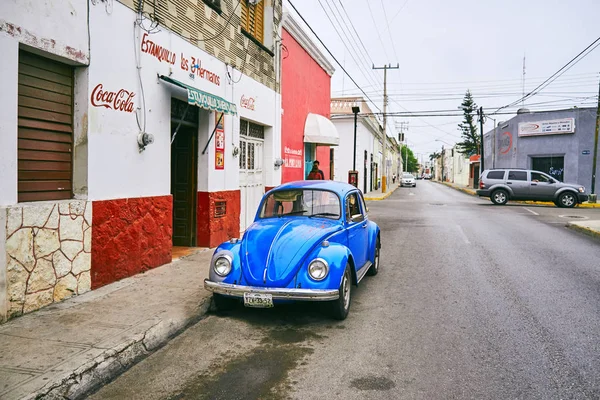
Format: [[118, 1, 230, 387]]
[[213, 293, 237, 311], [558, 192, 577, 208], [330, 264, 352, 320], [491, 189, 508, 205], [367, 245, 380, 276]]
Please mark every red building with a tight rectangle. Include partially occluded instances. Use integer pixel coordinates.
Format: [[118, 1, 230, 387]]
[[281, 12, 337, 183]]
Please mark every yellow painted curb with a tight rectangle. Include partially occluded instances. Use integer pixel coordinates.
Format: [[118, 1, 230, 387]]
[[364, 185, 400, 201], [567, 224, 600, 239]]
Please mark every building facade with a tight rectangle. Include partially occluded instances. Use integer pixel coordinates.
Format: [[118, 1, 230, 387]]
[[280, 12, 336, 183], [483, 107, 600, 190], [330, 97, 399, 193], [0, 0, 283, 321]]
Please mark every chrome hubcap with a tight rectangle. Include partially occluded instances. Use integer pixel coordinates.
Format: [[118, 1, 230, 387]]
[[342, 273, 350, 310], [562, 195, 575, 206], [495, 192, 506, 203]]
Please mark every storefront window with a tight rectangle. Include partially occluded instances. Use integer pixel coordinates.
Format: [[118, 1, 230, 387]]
[[532, 156, 564, 182]]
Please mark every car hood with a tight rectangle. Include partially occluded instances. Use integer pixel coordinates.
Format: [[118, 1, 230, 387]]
[[557, 182, 583, 190], [241, 218, 342, 287]]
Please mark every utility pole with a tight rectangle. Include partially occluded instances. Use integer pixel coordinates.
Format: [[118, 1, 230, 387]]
[[591, 77, 600, 201], [373, 63, 399, 193], [477, 106, 485, 172]]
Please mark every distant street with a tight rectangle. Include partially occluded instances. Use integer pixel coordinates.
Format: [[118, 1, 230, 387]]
[[90, 181, 600, 400]]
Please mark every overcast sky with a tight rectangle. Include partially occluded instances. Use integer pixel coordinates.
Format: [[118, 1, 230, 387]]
[[285, 0, 600, 163]]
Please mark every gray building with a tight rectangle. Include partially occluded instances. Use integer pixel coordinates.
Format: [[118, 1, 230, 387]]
[[482, 107, 599, 191]]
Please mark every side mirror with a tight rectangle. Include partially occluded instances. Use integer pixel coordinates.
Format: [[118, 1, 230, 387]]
[[351, 214, 364, 223]]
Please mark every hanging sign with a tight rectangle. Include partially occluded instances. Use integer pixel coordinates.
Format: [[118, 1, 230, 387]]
[[215, 113, 225, 170]]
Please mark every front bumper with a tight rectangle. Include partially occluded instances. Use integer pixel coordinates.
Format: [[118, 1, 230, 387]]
[[204, 279, 339, 301], [578, 194, 589, 202]]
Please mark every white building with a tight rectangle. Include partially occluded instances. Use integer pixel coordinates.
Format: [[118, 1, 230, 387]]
[[0, 0, 283, 321]]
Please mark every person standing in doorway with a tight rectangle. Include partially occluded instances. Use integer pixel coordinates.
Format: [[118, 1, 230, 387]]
[[307, 160, 325, 180]]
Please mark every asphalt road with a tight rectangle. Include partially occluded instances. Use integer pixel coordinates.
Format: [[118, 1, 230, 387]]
[[90, 181, 600, 400]]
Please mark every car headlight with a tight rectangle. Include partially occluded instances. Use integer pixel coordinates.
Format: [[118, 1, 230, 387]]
[[578, 187, 585, 193], [308, 258, 329, 281], [213, 255, 232, 277]]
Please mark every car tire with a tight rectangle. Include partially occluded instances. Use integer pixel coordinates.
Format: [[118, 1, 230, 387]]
[[558, 192, 577, 208], [213, 293, 237, 311], [491, 189, 508, 205], [367, 244, 380, 276], [330, 264, 352, 320]]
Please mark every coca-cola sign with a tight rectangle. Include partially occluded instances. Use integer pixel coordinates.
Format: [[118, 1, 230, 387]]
[[91, 84, 135, 113], [240, 95, 255, 111]]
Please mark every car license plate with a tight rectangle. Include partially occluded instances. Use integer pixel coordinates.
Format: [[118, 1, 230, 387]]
[[243, 293, 274, 308]]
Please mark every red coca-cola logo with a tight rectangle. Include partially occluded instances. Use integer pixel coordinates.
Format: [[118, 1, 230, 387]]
[[240, 95, 255, 111], [91, 84, 135, 113]]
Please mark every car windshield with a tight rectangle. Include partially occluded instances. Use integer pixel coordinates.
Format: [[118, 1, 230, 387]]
[[259, 189, 342, 220], [403, 173, 413, 178]]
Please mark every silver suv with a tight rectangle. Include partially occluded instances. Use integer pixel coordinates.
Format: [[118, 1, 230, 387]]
[[476, 169, 588, 208]]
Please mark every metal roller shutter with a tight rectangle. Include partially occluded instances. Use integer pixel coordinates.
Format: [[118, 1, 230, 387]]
[[17, 51, 74, 202]]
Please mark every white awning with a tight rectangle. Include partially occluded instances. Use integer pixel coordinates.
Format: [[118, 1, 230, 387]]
[[304, 113, 340, 146]]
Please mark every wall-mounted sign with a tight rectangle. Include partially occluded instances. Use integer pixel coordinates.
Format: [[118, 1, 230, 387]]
[[518, 118, 575, 137], [499, 131, 512, 154], [283, 146, 302, 168], [140, 33, 220, 86], [240, 95, 256, 110], [91, 84, 135, 113], [215, 112, 225, 170]]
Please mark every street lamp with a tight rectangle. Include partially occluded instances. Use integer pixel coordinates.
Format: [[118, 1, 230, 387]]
[[348, 105, 360, 188]]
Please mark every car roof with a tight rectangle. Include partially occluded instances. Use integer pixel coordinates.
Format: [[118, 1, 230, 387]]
[[267, 180, 360, 197]]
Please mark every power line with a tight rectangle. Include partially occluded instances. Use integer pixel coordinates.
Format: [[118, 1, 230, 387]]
[[318, 0, 381, 89], [287, 0, 382, 112], [366, 1, 392, 61], [380, 0, 400, 63], [494, 35, 600, 113], [331, 0, 382, 86]]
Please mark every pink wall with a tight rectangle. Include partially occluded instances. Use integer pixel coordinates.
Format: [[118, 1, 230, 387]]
[[281, 28, 332, 183]]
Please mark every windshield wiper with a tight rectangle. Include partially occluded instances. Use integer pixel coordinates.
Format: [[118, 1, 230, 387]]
[[309, 212, 339, 218], [278, 210, 307, 217]]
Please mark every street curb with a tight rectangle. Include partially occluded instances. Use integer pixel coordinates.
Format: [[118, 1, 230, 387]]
[[27, 295, 212, 400], [436, 181, 600, 208], [567, 223, 600, 240], [364, 184, 400, 201]]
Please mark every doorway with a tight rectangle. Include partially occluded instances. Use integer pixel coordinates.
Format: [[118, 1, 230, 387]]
[[532, 156, 565, 181], [171, 99, 199, 247], [330, 148, 335, 180]]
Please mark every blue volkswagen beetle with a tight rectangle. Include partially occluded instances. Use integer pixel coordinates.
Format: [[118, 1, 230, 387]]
[[204, 181, 381, 320]]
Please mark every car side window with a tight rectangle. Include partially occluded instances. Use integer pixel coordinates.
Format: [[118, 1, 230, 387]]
[[358, 192, 368, 217], [487, 171, 505, 180], [508, 171, 527, 181], [346, 192, 362, 222], [531, 172, 552, 183]]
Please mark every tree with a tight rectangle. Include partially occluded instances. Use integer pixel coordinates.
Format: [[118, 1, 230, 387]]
[[400, 145, 418, 172], [429, 151, 441, 161], [456, 90, 479, 156]]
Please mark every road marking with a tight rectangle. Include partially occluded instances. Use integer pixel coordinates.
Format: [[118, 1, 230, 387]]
[[456, 225, 471, 244], [523, 207, 539, 216]]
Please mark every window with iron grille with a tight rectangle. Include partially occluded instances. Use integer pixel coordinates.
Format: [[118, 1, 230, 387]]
[[240, 0, 264, 43], [239, 119, 263, 172]]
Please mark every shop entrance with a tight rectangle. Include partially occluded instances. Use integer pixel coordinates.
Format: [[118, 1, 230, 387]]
[[239, 119, 265, 232], [532, 156, 565, 181], [170, 98, 199, 247]]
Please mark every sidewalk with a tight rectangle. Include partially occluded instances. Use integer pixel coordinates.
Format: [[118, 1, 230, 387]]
[[436, 180, 600, 238], [0, 249, 214, 400], [363, 182, 400, 201]]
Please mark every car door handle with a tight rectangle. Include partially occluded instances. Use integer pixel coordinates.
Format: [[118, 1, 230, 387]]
[[362, 222, 367, 228], [506, 181, 512, 184], [531, 183, 537, 186]]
